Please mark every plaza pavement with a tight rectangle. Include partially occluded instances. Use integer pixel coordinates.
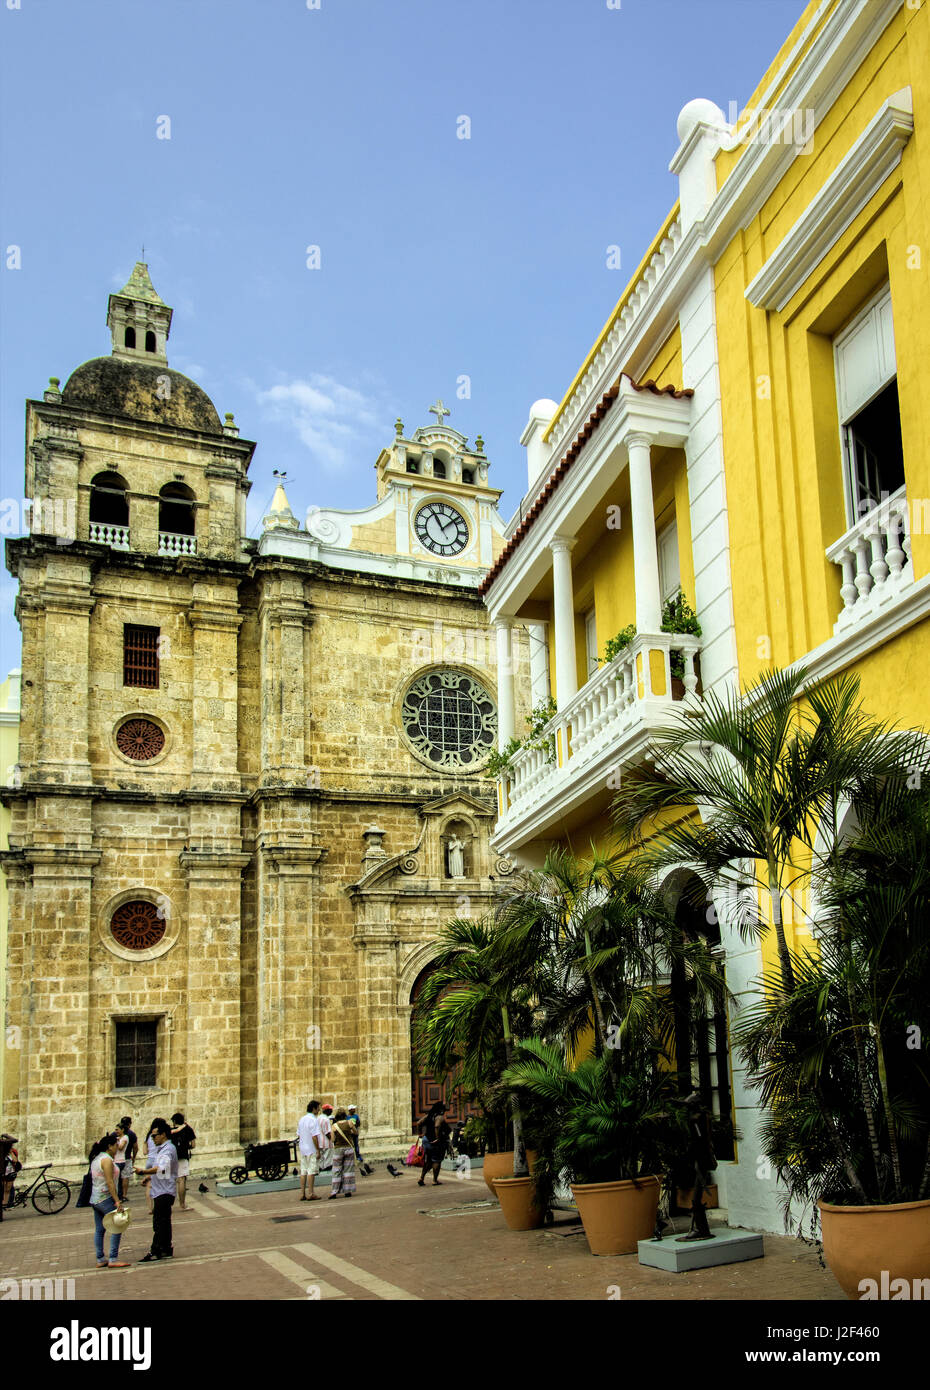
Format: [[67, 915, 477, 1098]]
[[0, 1164, 848, 1302]]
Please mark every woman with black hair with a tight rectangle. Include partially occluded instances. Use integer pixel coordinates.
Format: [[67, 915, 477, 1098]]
[[417, 1102, 450, 1187], [89, 1133, 129, 1269]]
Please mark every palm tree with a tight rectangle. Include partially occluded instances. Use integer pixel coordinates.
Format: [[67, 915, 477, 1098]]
[[736, 771, 930, 1213], [412, 916, 538, 1176], [500, 1037, 686, 1187], [492, 846, 727, 1075], [610, 667, 921, 997]]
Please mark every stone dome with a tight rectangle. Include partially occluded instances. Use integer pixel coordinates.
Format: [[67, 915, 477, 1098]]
[[62, 356, 223, 434]]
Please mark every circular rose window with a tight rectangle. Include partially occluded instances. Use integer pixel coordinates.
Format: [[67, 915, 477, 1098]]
[[116, 718, 165, 761], [111, 900, 166, 951], [401, 669, 497, 769]]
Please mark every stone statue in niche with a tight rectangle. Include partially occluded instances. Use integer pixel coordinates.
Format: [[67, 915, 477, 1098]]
[[445, 835, 466, 878]]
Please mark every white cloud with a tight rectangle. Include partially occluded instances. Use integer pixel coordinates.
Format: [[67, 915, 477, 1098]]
[[254, 375, 383, 473]]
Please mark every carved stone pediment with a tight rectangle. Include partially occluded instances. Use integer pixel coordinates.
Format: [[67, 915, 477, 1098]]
[[418, 791, 495, 820]]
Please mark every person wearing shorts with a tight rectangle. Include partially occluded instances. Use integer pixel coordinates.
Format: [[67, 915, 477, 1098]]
[[170, 1112, 196, 1211], [297, 1101, 323, 1202]]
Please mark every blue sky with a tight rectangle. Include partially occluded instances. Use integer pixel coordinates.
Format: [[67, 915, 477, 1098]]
[[0, 0, 803, 674]]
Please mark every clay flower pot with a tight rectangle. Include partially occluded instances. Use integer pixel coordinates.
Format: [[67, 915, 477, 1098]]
[[819, 1197, 930, 1300], [570, 1175, 662, 1256], [482, 1150, 537, 1196], [493, 1175, 544, 1231]]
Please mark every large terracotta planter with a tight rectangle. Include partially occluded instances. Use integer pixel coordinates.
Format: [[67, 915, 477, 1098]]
[[482, 1150, 537, 1195], [493, 1175, 544, 1231], [570, 1175, 662, 1256], [819, 1197, 930, 1300]]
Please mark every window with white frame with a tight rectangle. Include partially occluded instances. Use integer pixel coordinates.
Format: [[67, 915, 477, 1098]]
[[658, 521, 681, 603], [834, 286, 904, 524], [584, 609, 598, 680]]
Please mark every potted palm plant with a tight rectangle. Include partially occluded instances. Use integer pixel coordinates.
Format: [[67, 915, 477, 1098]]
[[412, 916, 541, 1225], [613, 665, 930, 1294], [502, 1040, 686, 1254], [738, 769, 930, 1297]]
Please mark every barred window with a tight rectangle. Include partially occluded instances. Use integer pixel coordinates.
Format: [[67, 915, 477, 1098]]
[[114, 1020, 157, 1090], [123, 624, 159, 688]]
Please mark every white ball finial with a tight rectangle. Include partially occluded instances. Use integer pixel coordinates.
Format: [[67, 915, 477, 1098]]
[[676, 98, 728, 144]]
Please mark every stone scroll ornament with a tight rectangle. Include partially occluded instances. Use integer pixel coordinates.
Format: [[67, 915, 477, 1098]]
[[401, 670, 496, 769], [116, 717, 165, 761], [111, 900, 167, 951]]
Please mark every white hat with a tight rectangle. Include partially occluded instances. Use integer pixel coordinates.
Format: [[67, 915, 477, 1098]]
[[347, 1104, 357, 1112], [103, 1207, 133, 1233]]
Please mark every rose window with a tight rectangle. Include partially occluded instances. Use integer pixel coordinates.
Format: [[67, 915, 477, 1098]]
[[116, 718, 165, 761], [111, 900, 166, 951], [401, 670, 497, 769]]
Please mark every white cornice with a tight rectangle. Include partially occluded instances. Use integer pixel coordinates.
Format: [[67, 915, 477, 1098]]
[[745, 88, 913, 312], [529, 0, 904, 483], [795, 573, 930, 691]]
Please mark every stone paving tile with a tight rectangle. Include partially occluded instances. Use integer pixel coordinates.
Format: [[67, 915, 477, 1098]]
[[0, 1168, 847, 1301]]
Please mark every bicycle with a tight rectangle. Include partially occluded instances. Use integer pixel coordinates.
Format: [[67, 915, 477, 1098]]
[[6, 1163, 71, 1215]]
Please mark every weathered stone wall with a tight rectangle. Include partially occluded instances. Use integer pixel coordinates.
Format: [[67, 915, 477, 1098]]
[[4, 390, 528, 1172]]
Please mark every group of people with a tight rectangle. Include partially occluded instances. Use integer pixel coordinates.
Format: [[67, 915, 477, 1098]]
[[297, 1101, 371, 1201], [84, 1111, 195, 1268], [0, 1131, 19, 1218]]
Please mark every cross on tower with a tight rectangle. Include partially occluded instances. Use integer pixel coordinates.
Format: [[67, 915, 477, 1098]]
[[429, 399, 451, 427]]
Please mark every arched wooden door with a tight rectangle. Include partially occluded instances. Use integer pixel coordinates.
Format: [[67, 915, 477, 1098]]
[[409, 963, 480, 1132]]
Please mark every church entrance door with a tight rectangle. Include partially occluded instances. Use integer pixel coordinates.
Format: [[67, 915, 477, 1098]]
[[409, 963, 479, 1133]]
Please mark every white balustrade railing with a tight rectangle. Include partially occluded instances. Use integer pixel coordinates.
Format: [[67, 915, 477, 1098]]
[[826, 487, 911, 634], [88, 521, 130, 550], [158, 531, 197, 557], [502, 631, 701, 821]]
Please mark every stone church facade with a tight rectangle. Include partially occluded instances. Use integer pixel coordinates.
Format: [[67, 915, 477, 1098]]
[[2, 265, 530, 1171]]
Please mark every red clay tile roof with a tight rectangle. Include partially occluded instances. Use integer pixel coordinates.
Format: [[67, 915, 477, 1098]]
[[479, 374, 693, 596]]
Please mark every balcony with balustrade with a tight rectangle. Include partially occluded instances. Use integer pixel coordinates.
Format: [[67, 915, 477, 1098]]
[[88, 521, 131, 550], [494, 630, 701, 855], [825, 486, 912, 635], [157, 531, 197, 557]]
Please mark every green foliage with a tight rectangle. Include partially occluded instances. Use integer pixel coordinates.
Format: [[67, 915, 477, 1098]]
[[736, 773, 930, 1216], [484, 737, 521, 779], [483, 696, 558, 778], [502, 1038, 688, 1186], [661, 591, 701, 637], [601, 595, 701, 679], [613, 664, 930, 1219], [603, 625, 636, 664]]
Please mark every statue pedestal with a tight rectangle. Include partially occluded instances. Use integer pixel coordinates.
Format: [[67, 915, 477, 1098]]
[[638, 1226, 764, 1272]]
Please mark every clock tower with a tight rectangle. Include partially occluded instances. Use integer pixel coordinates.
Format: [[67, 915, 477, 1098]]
[[367, 406, 505, 572]]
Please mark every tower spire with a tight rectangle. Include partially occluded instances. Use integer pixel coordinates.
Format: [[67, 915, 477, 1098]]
[[107, 261, 173, 365]]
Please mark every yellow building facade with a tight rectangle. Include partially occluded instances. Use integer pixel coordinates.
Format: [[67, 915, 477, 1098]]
[[483, 0, 929, 1233]]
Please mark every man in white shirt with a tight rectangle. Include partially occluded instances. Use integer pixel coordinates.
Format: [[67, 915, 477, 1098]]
[[297, 1100, 323, 1202]]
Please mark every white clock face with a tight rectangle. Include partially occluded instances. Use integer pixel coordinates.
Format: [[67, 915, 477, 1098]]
[[415, 501, 469, 556]]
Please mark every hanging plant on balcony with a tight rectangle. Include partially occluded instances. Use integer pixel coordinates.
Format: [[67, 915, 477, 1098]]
[[484, 696, 558, 778], [601, 596, 701, 682], [661, 592, 701, 682]]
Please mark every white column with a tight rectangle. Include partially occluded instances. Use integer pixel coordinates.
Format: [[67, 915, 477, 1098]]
[[626, 431, 662, 632], [550, 536, 578, 708], [528, 622, 550, 706], [495, 619, 515, 743]]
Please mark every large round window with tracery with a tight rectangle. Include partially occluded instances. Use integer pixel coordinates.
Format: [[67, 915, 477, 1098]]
[[401, 670, 497, 769], [116, 718, 165, 761], [110, 901, 166, 951]]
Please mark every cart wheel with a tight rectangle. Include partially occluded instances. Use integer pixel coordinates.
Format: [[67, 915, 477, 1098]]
[[229, 1167, 249, 1185], [258, 1163, 287, 1182]]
